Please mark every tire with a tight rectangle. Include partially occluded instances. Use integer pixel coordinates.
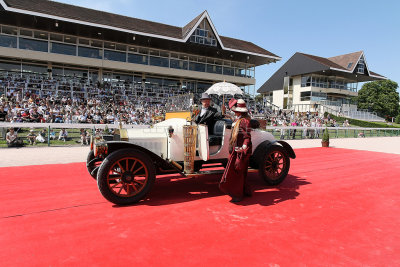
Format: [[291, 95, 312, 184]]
[[258, 145, 290, 186], [97, 148, 156, 205], [86, 150, 103, 180]]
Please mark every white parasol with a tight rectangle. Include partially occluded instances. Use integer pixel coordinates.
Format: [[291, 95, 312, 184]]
[[205, 81, 243, 114]]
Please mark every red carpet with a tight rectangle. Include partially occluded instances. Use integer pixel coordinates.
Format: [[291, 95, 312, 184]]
[[1, 148, 400, 266]]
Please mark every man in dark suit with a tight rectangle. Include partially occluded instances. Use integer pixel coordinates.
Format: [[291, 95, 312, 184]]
[[194, 93, 223, 134]]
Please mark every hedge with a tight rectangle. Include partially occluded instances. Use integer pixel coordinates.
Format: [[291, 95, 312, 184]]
[[324, 112, 400, 128]]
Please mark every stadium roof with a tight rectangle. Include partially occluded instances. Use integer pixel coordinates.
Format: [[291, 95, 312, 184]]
[[258, 51, 386, 93], [0, 0, 281, 64]]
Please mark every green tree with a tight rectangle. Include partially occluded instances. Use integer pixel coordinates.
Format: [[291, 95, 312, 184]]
[[255, 94, 264, 103], [357, 80, 399, 119]]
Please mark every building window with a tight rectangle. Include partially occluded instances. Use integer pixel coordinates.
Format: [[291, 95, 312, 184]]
[[19, 38, 48, 52], [189, 61, 206, 72], [78, 46, 102, 59], [170, 59, 188, 70], [300, 91, 327, 101], [189, 19, 217, 47], [347, 62, 353, 69], [149, 56, 169, 68], [206, 64, 222, 74], [356, 57, 365, 74], [104, 50, 126, 62], [0, 34, 17, 48], [128, 54, 148, 65], [50, 42, 76, 56], [223, 66, 234, 76], [301, 76, 311, 87]]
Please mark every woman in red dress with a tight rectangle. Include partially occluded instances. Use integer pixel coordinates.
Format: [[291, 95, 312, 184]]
[[219, 99, 252, 202]]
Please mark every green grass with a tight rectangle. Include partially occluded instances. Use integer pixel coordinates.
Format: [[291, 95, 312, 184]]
[[0, 128, 92, 148], [266, 127, 400, 140]]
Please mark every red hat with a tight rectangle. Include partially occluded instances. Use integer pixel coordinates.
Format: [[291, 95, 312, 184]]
[[228, 98, 238, 109], [232, 99, 248, 113]]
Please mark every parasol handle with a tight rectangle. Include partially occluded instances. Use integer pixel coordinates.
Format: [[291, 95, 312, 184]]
[[222, 94, 225, 115]]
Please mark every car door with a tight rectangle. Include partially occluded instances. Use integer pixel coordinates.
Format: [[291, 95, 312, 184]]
[[197, 124, 209, 161]]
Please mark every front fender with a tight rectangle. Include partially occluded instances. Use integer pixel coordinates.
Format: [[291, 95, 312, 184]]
[[277, 141, 296, 159]]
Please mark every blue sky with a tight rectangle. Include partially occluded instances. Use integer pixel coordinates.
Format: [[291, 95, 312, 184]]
[[56, 0, 400, 93]]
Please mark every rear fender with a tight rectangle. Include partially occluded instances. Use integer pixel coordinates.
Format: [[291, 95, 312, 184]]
[[249, 140, 277, 168]]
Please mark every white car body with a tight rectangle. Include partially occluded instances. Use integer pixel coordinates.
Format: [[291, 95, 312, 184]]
[[123, 118, 276, 162]]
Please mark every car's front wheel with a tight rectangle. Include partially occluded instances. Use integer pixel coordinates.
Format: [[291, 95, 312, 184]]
[[258, 145, 290, 185], [97, 148, 156, 205]]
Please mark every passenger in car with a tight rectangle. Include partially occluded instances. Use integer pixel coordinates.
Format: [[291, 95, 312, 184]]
[[219, 99, 252, 203], [194, 93, 223, 135]]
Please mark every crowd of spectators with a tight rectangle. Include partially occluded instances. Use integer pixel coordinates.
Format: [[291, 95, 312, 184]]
[[0, 73, 359, 146], [261, 109, 351, 139]]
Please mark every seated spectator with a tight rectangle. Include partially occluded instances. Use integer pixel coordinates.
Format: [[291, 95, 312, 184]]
[[58, 128, 68, 142], [36, 129, 47, 143], [49, 130, 56, 140], [6, 128, 24, 147], [26, 129, 37, 145]]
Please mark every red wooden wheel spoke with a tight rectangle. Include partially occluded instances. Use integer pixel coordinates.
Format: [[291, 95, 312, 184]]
[[108, 175, 122, 180], [117, 161, 125, 172], [107, 157, 149, 198], [117, 185, 124, 194], [130, 183, 138, 192], [130, 160, 137, 172], [134, 180, 144, 185], [111, 181, 122, 189], [132, 166, 144, 175]]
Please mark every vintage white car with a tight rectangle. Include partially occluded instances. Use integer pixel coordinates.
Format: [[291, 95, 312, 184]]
[[87, 118, 296, 205]]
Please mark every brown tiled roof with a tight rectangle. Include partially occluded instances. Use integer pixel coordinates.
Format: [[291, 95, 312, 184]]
[[328, 51, 363, 71], [369, 71, 385, 78], [220, 36, 279, 58], [2, 0, 278, 58], [4, 0, 183, 38], [299, 53, 347, 70], [182, 11, 205, 38]]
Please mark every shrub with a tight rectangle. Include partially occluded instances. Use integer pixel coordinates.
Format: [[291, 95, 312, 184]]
[[327, 113, 400, 128], [395, 114, 400, 124], [322, 128, 329, 142]]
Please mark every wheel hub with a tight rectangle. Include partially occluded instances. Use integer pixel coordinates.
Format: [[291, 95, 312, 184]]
[[122, 171, 134, 183]]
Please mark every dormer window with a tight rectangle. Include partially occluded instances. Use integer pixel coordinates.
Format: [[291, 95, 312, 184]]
[[356, 56, 365, 74], [189, 19, 217, 47]]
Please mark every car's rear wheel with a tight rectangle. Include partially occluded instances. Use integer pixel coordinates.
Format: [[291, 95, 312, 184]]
[[97, 149, 156, 205], [86, 150, 103, 180], [258, 145, 290, 185]]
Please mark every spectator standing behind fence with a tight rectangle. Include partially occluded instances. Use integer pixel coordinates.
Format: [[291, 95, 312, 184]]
[[79, 129, 89, 145], [280, 122, 287, 140]]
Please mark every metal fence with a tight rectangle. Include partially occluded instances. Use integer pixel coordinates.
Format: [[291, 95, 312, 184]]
[[265, 126, 400, 140], [1, 123, 399, 148], [0, 122, 146, 147]]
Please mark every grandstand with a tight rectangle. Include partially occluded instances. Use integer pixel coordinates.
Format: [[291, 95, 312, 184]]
[[258, 51, 387, 122], [0, 0, 280, 117]]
